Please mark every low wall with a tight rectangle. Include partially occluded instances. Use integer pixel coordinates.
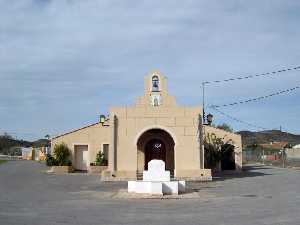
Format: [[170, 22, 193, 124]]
[[0, 155, 22, 160], [101, 170, 137, 181], [176, 169, 212, 181], [50, 166, 74, 174], [89, 166, 108, 174]]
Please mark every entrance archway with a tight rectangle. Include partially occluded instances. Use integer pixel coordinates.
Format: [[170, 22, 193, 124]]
[[137, 129, 175, 172]]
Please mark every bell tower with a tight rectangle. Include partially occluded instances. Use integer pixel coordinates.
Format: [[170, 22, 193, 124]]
[[132, 70, 176, 107], [144, 70, 168, 95], [143, 70, 169, 107]]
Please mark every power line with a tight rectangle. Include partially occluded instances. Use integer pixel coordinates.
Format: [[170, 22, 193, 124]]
[[210, 107, 269, 130], [203, 65, 300, 85], [210, 85, 299, 108]]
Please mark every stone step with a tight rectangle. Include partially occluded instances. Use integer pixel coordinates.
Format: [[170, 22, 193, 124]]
[[136, 170, 174, 180], [136, 171, 143, 180]]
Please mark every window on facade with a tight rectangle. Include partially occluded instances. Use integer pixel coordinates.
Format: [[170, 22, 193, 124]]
[[152, 75, 159, 92], [102, 144, 109, 161]]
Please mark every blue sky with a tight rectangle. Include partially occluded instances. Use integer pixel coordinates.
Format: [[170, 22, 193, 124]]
[[0, 0, 300, 140]]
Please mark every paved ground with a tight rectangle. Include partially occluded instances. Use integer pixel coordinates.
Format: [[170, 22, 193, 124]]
[[0, 161, 300, 225]]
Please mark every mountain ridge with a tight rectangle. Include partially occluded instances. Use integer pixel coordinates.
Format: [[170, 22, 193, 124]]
[[237, 129, 300, 146]]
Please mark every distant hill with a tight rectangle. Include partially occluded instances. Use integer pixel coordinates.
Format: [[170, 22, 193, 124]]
[[237, 130, 300, 147]]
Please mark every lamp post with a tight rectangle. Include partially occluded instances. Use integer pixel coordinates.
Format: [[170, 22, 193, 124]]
[[201, 113, 213, 170]]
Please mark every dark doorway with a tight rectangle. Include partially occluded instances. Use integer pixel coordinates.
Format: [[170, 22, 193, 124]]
[[137, 129, 174, 172], [144, 138, 166, 170], [221, 144, 236, 170]]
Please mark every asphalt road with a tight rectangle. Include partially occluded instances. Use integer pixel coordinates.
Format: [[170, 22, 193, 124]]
[[0, 160, 300, 225]]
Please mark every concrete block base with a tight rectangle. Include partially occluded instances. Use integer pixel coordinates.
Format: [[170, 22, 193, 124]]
[[162, 181, 178, 195], [101, 169, 213, 182], [178, 180, 186, 193]]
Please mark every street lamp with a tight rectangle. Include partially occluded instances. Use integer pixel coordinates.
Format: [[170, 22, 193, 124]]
[[206, 113, 213, 126]]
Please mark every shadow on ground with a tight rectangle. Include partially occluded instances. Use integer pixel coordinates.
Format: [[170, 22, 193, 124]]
[[212, 164, 272, 181]]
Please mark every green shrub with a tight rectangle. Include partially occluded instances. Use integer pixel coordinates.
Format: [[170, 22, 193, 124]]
[[45, 154, 58, 166], [94, 151, 107, 166], [53, 143, 71, 166]]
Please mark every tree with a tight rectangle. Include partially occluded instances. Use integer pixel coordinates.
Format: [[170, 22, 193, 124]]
[[216, 123, 234, 133], [44, 134, 50, 140], [0, 133, 32, 154], [0, 133, 15, 154]]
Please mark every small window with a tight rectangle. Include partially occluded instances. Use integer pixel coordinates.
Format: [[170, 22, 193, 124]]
[[152, 75, 159, 92], [102, 144, 109, 161]]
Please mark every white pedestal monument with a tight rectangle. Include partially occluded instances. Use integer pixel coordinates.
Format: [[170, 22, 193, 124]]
[[128, 160, 185, 195]]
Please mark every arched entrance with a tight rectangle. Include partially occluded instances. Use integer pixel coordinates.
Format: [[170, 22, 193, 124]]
[[137, 129, 175, 172]]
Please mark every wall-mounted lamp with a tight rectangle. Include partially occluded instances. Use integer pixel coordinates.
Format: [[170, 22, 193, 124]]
[[99, 115, 106, 124], [206, 113, 213, 126]]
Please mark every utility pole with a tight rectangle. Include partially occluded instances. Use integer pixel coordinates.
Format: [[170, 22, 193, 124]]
[[202, 82, 206, 123], [283, 148, 286, 168], [201, 82, 208, 170], [201, 82, 205, 170]]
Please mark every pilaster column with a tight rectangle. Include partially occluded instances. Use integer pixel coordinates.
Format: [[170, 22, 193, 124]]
[[109, 115, 118, 172]]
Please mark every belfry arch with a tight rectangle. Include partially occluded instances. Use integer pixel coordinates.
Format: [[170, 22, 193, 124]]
[[136, 128, 175, 172]]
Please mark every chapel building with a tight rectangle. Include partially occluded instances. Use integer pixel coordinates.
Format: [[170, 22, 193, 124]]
[[52, 70, 242, 180]]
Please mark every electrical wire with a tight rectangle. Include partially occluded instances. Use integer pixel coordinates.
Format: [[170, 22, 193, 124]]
[[210, 107, 269, 130], [210, 86, 299, 108], [203, 65, 300, 85]]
